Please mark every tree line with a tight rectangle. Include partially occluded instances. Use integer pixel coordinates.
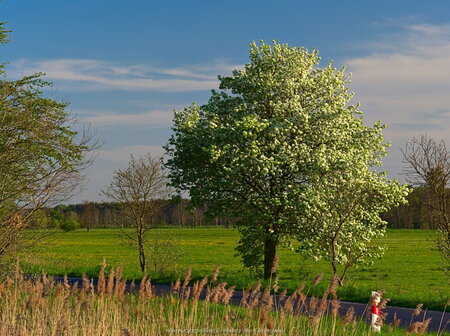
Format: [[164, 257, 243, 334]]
[[29, 185, 446, 231], [382, 186, 450, 229], [28, 200, 234, 230]]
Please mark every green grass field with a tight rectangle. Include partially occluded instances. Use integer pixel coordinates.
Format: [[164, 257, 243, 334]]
[[18, 227, 449, 311]]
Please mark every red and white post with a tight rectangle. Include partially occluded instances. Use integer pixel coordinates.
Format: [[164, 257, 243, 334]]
[[371, 291, 381, 333]]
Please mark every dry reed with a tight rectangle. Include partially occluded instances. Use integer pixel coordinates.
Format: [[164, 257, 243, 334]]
[[0, 262, 439, 336]]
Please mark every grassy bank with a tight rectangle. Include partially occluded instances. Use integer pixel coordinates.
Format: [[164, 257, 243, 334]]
[[18, 228, 448, 311]]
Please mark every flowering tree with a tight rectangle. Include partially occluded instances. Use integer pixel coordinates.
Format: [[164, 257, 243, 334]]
[[297, 160, 408, 284], [165, 41, 407, 279]]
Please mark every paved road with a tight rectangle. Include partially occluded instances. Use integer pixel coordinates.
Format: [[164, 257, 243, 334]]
[[56, 277, 449, 333]]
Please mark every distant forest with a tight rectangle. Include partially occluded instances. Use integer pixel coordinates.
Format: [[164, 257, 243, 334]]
[[30, 199, 235, 230], [29, 187, 447, 230]]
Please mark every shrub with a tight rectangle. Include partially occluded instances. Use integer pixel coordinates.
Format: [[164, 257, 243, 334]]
[[60, 219, 80, 232]]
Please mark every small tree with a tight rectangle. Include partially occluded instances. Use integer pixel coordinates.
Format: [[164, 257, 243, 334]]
[[165, 41, 407, 279], [101, 154, 170, 272], [297, 164, 408, 285], [402, 135, 450, 276], [80, 201, 99, 232]]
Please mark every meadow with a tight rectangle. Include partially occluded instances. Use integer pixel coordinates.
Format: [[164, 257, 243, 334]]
[[18, 227, 449, 311]]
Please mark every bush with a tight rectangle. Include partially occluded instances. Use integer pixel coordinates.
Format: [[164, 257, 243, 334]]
[[60, 219, 80, 232], [146, 229, 183, 274]]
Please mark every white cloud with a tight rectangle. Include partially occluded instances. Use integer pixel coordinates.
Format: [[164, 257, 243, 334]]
[[6, 59, 242, 92], [346, 22, 450, 147], [96, 145, 165, 164], [81, 109, 174, 127]]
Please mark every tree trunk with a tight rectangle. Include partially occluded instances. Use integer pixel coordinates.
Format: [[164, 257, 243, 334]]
[[138, 233, 146, 273], [263, 237, 277, 280], [332, 262, 345, 286], [139, 244, 146, 273], [334, 271, 344, 286]]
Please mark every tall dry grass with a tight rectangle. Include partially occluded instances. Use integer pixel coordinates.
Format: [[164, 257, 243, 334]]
[[0, 262, 441, 336]]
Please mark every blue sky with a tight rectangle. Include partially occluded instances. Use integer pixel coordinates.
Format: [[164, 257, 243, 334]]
[[2, 1, 450, 203]]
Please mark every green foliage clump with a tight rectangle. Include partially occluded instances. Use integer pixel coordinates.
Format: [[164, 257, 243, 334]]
[[59, 219, 80, 232]]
